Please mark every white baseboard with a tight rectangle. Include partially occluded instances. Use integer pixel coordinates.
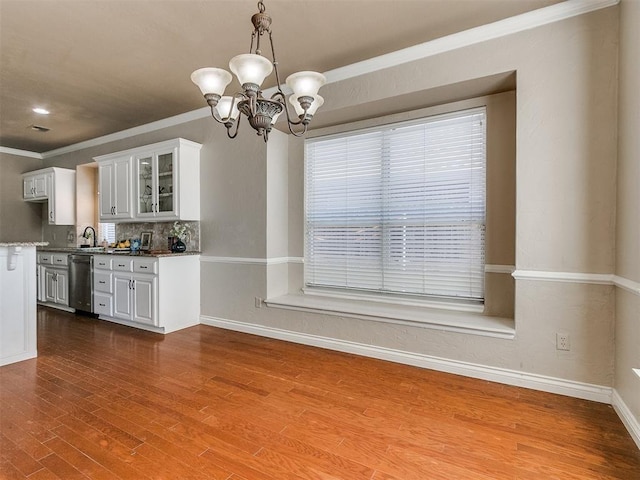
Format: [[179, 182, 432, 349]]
[[200, 315, 612, 404], [612, 389, 640, 450]]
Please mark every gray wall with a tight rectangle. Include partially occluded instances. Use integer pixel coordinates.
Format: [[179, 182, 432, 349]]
[[0, 153, 44, 242], [200, 6, 620, 388], [614, 0, 640, 428]]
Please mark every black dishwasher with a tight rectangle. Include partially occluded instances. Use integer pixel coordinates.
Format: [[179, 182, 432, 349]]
[[68, 253, 93, 313]]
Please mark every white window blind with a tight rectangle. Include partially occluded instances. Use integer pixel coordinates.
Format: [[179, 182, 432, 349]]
[[304, 107, 486, 301], [98, 223, 116, 244]]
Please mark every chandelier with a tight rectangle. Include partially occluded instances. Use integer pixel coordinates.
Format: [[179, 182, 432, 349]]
[[190, 1, 326, 142]]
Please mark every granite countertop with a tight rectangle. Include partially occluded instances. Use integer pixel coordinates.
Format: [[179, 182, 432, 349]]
[[37, 246, 200, 258], [1, 242, 49, 247]]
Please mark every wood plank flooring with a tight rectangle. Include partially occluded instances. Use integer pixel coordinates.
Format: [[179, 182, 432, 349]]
[[1, 307, 639, 479]]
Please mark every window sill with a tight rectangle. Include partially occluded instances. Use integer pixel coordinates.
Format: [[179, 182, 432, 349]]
[[265, 293, 515, 339]]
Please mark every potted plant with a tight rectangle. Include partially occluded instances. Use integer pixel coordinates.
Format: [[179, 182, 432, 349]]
[[169, 221, 190, 253]]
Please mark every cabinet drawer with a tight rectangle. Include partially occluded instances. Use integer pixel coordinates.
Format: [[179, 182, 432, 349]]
[[133, 258, 157, 274], [38, 253, 52, 264], [112, 258, 133, 272], [94, 256, 112, 270], [94, 272, 112, 294], [94, 293, 113, 316], [52, 254, 68, 266]]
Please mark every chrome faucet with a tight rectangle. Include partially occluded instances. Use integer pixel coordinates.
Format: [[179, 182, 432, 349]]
[[82, 226, 97, 247]]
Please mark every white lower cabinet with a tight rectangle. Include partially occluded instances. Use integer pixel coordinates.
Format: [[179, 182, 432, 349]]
[[93, 254, 199, 333], [44, 268, 68, 305], [37, 253, 70, 310], [94, 269, 113, 316], [113, 272, 157, 326]]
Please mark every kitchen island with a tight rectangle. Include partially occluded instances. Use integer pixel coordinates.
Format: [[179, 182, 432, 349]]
[[0, 242, 47, 366]]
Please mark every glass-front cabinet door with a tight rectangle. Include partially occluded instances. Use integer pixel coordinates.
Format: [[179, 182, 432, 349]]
[[135, 149, 176, 218], [137, 155, 154, 216], [156, 151, 174, 215]]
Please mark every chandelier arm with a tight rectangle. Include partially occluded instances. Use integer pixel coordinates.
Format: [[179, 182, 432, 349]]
[[226, 116, 241, 139], [230, 92, 245, 117], [286, 121, 309, 137], [270, 90, 305, 127], [208, 104, 227, 125]]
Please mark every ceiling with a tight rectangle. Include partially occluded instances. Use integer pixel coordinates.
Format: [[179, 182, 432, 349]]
[[0, 0, 563, 154]]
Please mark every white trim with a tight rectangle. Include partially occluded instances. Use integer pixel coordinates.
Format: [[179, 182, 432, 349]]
[[37, 302, 75, 314], [266, 293, 509, 338], [324, 0, 619, 83], [1, 0, 615, 159], [201, 256, 267, 265], [612, 389, 640, 450], [634, 369, 640, 379], [0, 146, 43, 159], [512, 271, 640, 296], [200, 256, 303, 266], [42, 109, 210, 159], [485, 264, 514, 274], [512, 270, 614, 285], [96, 314, 165, 334], [613, 275, 640, 296], [299, 287, 486, 315], [199, 315, 611, 404]]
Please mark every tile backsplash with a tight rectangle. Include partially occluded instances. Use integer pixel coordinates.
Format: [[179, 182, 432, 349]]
[[115, 221, 200, 252]]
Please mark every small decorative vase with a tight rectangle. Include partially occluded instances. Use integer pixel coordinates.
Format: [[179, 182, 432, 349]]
[[171, 238, 186, 253]]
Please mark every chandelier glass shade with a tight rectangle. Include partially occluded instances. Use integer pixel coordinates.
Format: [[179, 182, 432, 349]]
[[190, 1, 326, 142]]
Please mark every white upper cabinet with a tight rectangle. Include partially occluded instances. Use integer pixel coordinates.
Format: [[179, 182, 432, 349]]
[[23, 172, 48, 199], [97, 156, 133, 221], [95, 138, 201, 223], [21, 167, 75, 225]]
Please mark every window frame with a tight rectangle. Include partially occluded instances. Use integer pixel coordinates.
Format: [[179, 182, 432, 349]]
[[303, 106, 487, 308]]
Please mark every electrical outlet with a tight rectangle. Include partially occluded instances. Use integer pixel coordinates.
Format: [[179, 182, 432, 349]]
[[556, 333, 570, 351], [255, 297, 263, 308]]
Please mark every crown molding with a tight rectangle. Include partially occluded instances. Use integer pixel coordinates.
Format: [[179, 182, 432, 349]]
[[325, 0, 619, 83], [40, 108, 210, 159], [1, 0, 618, 159], [0, 147, 43, 159]]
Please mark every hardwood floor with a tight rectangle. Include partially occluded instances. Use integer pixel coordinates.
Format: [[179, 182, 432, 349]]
[[1, 307, 639, 479]]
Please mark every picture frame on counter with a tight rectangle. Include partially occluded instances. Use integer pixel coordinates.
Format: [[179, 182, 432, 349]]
[[140, 232, 152, 251]]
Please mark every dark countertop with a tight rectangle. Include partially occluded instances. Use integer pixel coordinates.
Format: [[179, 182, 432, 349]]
[[37, 247, 201, 258], [1, 242, 49, 247]]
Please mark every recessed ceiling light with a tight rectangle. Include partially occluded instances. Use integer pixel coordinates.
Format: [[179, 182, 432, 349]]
[[32, 107, 50, 115]]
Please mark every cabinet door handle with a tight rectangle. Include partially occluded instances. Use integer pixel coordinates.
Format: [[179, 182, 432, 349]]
[[99, 280, 106, 284], [99, 303, 106, 307], [132, 280, 135, 290], [140, 265, 147, 269]]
